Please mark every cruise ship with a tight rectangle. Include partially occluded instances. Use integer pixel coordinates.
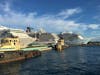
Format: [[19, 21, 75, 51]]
[[26, 27, 59, 44], [58, 32, 85, 45]]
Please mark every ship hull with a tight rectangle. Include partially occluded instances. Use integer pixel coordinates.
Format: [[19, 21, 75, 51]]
[[0, 50, 41, 64]]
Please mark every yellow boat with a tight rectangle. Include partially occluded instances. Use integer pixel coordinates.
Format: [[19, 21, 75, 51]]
[[0, 37, 41, 64]]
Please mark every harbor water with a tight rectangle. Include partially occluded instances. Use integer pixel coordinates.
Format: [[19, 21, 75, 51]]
[[0, 46, 100, 75]]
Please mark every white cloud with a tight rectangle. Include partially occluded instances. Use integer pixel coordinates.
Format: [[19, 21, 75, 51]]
[[57, 8, 81, 19], [88, 24, 100, 29], [0, 2, 99, 34]]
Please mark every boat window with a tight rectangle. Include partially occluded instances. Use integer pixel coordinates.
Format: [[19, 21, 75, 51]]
[[10, 40, 11, 42], [5, 40, 9, 43], [10, 40, 13, 43], [1, 40, 9, 43], [14, 43, 16, 45], [14, 40, 16, 42], [1, 40, 4, 43], [15, 40, 17, 42]]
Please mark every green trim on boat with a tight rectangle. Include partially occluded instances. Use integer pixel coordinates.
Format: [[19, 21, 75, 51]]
[[22, 47, 48, 51]]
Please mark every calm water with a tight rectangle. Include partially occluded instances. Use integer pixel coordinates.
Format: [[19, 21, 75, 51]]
[[0, 46, 100, 75]]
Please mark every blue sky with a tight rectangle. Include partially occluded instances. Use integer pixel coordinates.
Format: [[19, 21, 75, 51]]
[[0, 0, 100, 37]]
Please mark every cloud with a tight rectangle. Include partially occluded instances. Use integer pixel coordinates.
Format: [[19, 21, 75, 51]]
[[57, 8, 81, 19], [0, 2, 100, 35], [88, 24, 100, 29]]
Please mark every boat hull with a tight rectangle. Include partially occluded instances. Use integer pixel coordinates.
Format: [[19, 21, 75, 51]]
[[0, 50, 41, 64]]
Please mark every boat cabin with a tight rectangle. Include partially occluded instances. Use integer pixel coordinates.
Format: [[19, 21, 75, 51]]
[[0, 37, 20, 50]]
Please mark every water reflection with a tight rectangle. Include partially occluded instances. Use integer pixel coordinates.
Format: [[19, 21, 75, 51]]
[[0, 62, 22, 75], [78, 47, 87, 63]]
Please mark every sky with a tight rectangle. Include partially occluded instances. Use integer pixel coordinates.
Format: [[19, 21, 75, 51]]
[[0, 0, 100, 38]]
